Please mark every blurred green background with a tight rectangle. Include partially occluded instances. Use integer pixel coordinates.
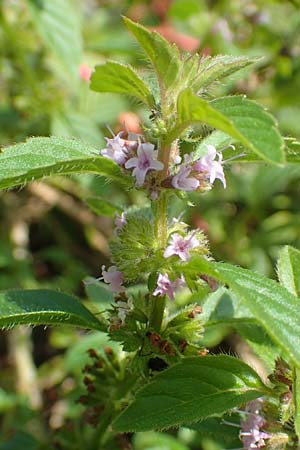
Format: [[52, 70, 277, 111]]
[[0, 0, 299, 448]]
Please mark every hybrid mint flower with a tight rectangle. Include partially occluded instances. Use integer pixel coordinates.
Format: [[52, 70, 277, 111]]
[[164, 232, 199, 261], [101, 131, 128, 165], [125, 142, 164, 187], [240, 399, 271, 449], [193, 144, 226, 188], [153, 273, 186, 300], [101, 265, 124, 292], [114, 212, 127, 234], [171, 164, 200, 191]]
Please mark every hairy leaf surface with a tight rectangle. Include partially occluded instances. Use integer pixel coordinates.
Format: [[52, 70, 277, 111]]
[[0, 290, 104, 330], [113, 355, 268, 431], [186, 258, 300, 368], [0, 137, 129, 189], [124, 17, 181, 91], [170, 90, 284, 164], [90, 61, 155, 107]]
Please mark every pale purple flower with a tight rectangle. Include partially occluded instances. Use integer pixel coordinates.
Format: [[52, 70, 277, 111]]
[[171, 165, 200, 191], [153, 273, 186, 300], [125, 142, 164, 187], [101, 265, 124, 292], [193, 144, 226, 188], [240, 399, 271, 449], [101, 131, 128, 165], [164, 232, 199, 261], [114, 212, 127, 234]]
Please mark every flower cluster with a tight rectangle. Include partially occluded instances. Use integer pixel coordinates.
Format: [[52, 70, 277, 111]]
[[171, 145, 226, 192], [101, 130, 163, 188], [101, 128, 231, 193], [240, 399, 271, 449]]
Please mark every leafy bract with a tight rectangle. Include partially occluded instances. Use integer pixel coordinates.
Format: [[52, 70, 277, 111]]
[[90, 61, 155, 107], [169, 89, 284, 164], [113, 355, 268, 432], [191, 55, 260, 92], [186, 258, 300, 369], [0, 290, 104, 330], [26, 0, 82, 79], [0, 136, 130, 190], [123, 17, 181, 91]]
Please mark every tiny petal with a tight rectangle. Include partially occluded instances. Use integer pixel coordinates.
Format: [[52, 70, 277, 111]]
[[125, 142, 163, 187], [101, 131, 129, 165], [114, 212, 127, 233], [164, 232, 199, 261], [153, 273, 186, 300], [194, 144, 226, 188], [172, 165, 199, 192], [101, 265, 124, 292]]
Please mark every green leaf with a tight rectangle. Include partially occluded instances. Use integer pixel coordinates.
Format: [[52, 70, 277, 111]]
[[123, 17, 181, 91], [187, 416, 240, 446], [277, 246, 300, 297], [192, 55, 260, 92], [0, 289, 104, 330], [86, 197, 122, 217], [26, 0, 82, 79], [277, 246, 300, 440], [90, 61, 155, 108], [186, 258, 300, 369], [113, 355, 268, 432], [201, 288, 280, 372], [284, 137, 300, 163], [0, 136, 130, 190], [170, 90, 284, 164]]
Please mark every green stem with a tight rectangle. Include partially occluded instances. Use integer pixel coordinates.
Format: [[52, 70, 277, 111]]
[[149, 296, 166, 332], [154, 190, 168, 248]]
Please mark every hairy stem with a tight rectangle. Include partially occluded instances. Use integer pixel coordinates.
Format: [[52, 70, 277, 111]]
[[149, 296, 166, 331]]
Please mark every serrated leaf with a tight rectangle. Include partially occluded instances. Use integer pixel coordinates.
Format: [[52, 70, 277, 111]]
[[170, 89, 284, 164], [192, 55, 260, 92], [0, 290, 104, 330], [277, 246, 300, 297], [90, 61, 155, 108], [0, 136, 130, 190], [186, 258, 300, 369], [26, 0, 82, 79], [113, 355, 268, 432], [123, 17, 181, 91]]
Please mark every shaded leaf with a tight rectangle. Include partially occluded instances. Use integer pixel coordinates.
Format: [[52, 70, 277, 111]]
[[185, 258, 300, 369], [90, 61, 155, 107], [113, 355, 268, 432], [0, 136, 130, 190], [0, 289, 104, 330]]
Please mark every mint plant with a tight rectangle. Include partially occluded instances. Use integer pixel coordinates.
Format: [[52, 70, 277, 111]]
[[1, 17, 300, 450]]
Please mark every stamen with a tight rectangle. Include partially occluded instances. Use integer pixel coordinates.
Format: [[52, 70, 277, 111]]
[[223, 153, 246, 164], [221, 419, 241, 428]]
